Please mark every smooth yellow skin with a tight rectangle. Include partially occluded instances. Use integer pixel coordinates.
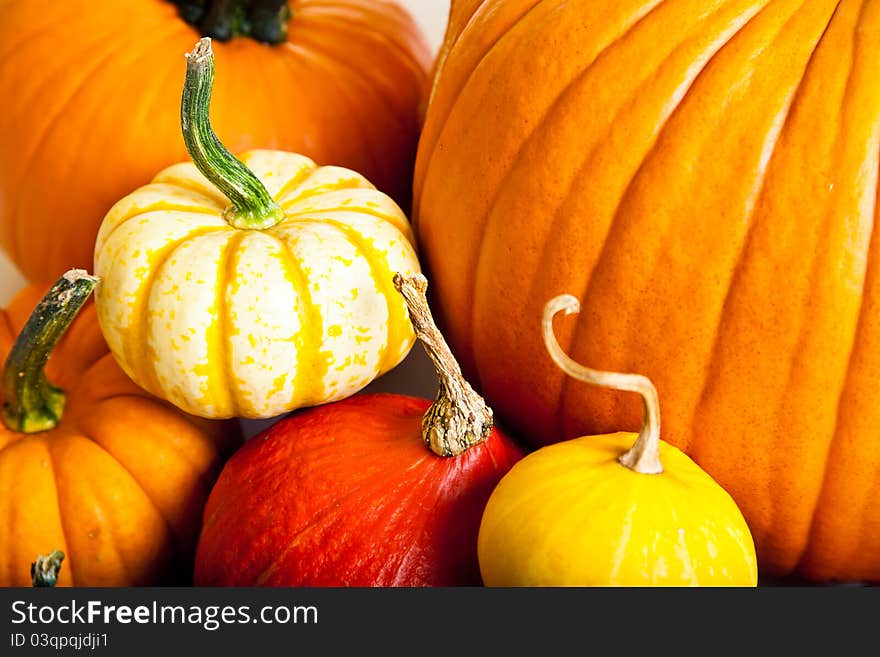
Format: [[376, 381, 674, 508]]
[[478, 432, 758, 586], [94, 150, 420, 419]]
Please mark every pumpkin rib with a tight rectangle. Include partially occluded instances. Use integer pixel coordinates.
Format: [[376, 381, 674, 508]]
[[273, 161, 321, 203], [271, 232, 327, 411], [488, 1, 774, 443], [797, 4, 880, 572], [215, 232, 246, 418], [293, 2, 431, 90], [517, 2, 780, 440], [10, 12, 183, 274], [278, 40, 382, 181], [296, 217, 406, 375], [291, 205, 413, 246], [282, 35, 405, 190], [413, 0, 545, 215], [8, 33, 131, 270], [42, 434, 79, 586], [684, 0, 842, 457], [683, 2, 865, 567], [554, 0, 833, 444], [128, 227, 230, 399], [449, 0, 674, 384], [71, 427, 183, 568], [4, 436, 72, 585]]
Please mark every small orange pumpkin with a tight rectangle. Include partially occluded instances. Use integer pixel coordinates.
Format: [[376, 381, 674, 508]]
[[0, 271, 240, 586]]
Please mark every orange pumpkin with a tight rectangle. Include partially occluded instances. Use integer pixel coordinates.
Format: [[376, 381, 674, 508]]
[[0, 271, 240, 586], [0, 0, 431, 283], [413, 0, 880, 582]]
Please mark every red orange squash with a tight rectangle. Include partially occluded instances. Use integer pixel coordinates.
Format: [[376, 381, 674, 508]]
[[0, 271, 240, 586], [413, 0, 880, 582], [0, 0, 431, 283], [194, 273, 524, 586]]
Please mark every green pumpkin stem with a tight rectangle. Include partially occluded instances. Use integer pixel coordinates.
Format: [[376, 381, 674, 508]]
[[182, 37, 284, 230], [170, 1, 291, 44], [542, 294, 663, 475], [393, 273, 493, 457], [31, 550, 65, 587], [2, 270, 98, 434]]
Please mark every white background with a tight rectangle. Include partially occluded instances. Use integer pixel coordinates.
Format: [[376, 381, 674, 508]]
[[0, 2, 452, 436]]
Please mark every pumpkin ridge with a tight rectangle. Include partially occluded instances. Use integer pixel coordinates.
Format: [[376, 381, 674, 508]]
[[272, 161, 319, 203], [294, 3, 431, 75], [457, 0, 680, 388], [797, 3, 880, 574], [9, 33, 133, 270], [689, 0, 869, 573], [292, 17, 428, 97], [69, 426, 184, 574], [42, 435, 77, 586], [413, 0, 547, 217], [554, 0, 835, 445], [151, 175, 230, 207], [126, 227, 230, 400], [288, 205, 414, 246], [215, 232, 246, 417], [296, 216, 409, 376], [685, 0, 843, 457], [271, 231, 327, 410], [277, 39, 390, 186], [548, 1, 784, 442], [492, 1, 771, 443]]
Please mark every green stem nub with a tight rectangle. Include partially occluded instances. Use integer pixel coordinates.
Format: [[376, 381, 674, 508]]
[[2, 270, 98, 434], [171, 1, 291, 45], [31, 550, 65, 587], [182, 37, 284, 230]]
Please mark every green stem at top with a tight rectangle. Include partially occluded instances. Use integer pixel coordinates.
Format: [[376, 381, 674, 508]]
[[170, 1, 291, 44], [2, 270, 98, 434], [182, 37, 284, 230]]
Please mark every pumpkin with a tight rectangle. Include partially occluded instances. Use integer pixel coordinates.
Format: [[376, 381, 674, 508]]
[[193, 273, 525, 586], [478, 295, 757, 586], [0, 270, 240, 586], [94, 38, 421, 419], [413, 0, 880, 582], [0, 0, 430, 284]]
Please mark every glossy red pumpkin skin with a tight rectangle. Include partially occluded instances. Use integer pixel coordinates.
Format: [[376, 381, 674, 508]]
[[194, 393, 525, 586]]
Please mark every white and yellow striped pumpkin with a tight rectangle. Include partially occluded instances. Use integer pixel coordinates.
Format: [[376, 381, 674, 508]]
[[93, 40, 420, 420]]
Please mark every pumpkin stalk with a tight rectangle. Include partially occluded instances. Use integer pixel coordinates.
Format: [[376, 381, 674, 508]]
[[2, 270, 98, 434], [182, 37, 284, 230], [31, 550, 65, 587], [393, 273, 493, 457], [170, 1, 291, 44], [542, 295, 662, 474]]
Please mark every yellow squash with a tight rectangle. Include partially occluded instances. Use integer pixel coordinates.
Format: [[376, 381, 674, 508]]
[[477, 295, 758, 587], [94, 39, 420, 419]]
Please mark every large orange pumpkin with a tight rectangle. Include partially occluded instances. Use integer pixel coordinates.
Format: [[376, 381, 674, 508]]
[[413, 0, 880, 582], [0, 0, 431, 283], [0, 271, 240, 586]]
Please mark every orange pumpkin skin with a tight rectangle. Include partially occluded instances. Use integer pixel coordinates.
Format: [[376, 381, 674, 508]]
[[0, 284, 240, 586], [194, 393, 524, 586], [414, 0, 880, 582], [0, 0, 431, 283]]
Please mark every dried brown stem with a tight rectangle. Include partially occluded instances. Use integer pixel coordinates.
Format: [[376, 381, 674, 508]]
[[393, 273, 493, 457]]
